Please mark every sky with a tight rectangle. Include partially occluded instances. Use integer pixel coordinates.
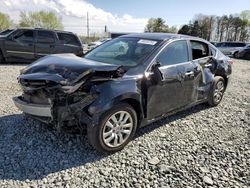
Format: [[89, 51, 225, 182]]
[[0, 0, 250, 35]]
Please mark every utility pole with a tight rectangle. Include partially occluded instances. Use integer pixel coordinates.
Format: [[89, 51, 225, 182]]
[[87, 12, 89, 38], [104, 25, 107, 38]]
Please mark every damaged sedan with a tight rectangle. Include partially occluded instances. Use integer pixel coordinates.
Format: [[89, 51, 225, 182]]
[[13, 33, 232, 152]]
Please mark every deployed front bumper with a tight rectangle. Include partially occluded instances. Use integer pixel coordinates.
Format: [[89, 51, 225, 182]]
[[13, 96, 52, 117]]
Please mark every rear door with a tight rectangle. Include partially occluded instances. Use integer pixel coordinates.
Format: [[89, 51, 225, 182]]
[[189, 40, 217, 100], [146, 40, 199, 119], [4, 29, 35, 61], [56, 32, 83, 56], [35, 30, 56, 58]]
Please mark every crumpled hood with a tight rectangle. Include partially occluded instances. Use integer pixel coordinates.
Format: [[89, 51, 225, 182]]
[[20, 54, 123, 84]]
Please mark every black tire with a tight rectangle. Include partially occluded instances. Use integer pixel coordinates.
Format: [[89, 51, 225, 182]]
[[208, 76, 225, 107], [244, 53, 250, 60], [87, 103, 137, 153], [0, 50, 4, 63], [233, 51, 239, 58]]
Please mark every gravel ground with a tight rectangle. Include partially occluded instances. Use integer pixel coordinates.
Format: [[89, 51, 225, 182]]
[[0, 60, 249, 188]]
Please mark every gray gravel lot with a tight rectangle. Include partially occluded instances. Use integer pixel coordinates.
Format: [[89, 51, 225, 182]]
[[0, 60, 249, 188]]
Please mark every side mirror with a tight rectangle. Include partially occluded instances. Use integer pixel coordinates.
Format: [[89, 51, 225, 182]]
[[152, 61, 161, 69], [151, 61, 163, 84]]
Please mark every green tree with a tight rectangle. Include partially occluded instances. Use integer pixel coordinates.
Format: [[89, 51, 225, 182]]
[[231, 17, 243, 41], [168, 26, 178, 33], [219, 15, 228, 41], [0, 12, 12, 31], [190, 21, 202, 37], [239, 10, 250, 41], [145, 18, 169, 33], [19, 11, 63, 30], [178, 25, 191, 35], [240, 10, 250, 24]]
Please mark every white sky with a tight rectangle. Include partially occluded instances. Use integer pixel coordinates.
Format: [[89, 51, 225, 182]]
[[0, 0, 148, 35]]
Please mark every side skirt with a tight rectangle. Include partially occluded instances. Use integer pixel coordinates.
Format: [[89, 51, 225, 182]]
[[139, 99, 208, 128]]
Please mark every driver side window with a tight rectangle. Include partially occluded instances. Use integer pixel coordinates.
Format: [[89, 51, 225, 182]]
[[13, 30, 34, 42], [156, 40, 189, 66]]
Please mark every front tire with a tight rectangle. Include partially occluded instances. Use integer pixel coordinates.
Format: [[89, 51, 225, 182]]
[[0, 50, 4, 63], [233, 51, 239, 58], [87, 103, 137, 153], [208, 76, 225, 107]]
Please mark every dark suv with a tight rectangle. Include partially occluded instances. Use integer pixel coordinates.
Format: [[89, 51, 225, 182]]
[[215, 42, 247, 56], [13, 33, 232, 153], [0, 28, 83, 63]]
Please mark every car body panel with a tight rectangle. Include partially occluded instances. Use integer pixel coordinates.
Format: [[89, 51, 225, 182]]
[[216, 42, 247, 56], [13, 33, 232, 130]]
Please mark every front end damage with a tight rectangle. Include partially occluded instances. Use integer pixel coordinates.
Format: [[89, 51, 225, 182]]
[[13, 55, 125, 130]]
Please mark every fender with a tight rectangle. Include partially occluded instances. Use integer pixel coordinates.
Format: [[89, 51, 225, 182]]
[[87, 79, 143, 117], [88, 92, 141, 115]]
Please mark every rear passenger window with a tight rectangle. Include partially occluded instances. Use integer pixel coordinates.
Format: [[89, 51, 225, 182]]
[[57, 33, 80, 46], [191, 41, 209, 60], [156, 40, 189, 66], [237, 43, 246, 47], [37, 31, 55, 43]]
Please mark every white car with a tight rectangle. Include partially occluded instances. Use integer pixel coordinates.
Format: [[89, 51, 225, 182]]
[[87, 38, 111, 50]]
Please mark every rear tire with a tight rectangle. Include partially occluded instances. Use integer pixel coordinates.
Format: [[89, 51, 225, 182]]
[[0, 50, 4, 63], [208, 76, 225, 107], [244, 53, 250, 60], [87, 103, 137, 153]]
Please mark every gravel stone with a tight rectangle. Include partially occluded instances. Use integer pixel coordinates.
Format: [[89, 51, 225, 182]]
[[203, 176, 213, 185], [200, 167, 210, 173], [148, 157, 160, 165], [0, 59, 250, 187]]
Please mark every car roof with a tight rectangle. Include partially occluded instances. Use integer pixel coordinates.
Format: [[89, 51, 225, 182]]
[[15, 28, 75, 35], [119, 33, 207, 42]]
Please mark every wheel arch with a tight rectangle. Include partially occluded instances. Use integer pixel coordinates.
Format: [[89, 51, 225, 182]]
[[214, 74, 228, 89], [88, 92, 143, 118], [119, 98, 143, 124]]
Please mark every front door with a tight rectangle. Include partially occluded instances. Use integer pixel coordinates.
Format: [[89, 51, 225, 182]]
[[5, 29, 35, 61], [146, 40, 197, 119]]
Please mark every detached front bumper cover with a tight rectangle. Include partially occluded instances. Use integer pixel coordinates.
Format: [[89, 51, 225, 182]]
[[13, 96, 52, 117]]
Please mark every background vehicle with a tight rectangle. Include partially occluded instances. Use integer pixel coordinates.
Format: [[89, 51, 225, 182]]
[[0, 28, 83, 63], [234, 44, 250, 60], [13, 33, 232, 153], [215, 42, 247, 56], [0, 29, 14, 36], [210, 41, 218, 46], [87, 38, 111, 51]]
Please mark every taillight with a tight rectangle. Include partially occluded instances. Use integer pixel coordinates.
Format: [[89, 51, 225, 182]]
[[228, 60, 234, 65]]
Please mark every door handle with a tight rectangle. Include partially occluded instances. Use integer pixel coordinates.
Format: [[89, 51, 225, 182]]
[[28, 43, 33, 47], [185, 71, 194, 76], [50, 44, 55, 48], [205, 63, 212, 68]]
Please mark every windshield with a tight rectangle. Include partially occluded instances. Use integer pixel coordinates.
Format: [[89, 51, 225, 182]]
[[0, 29, 14, 36], [85, 37, 161, 67]]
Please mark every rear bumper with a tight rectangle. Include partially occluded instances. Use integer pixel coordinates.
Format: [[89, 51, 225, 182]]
[[13, 96, 52, 117]]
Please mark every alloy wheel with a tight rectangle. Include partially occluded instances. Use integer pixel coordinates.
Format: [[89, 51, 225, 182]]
[[102, 111, 133, 148], [213, 80, 224, 103]]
